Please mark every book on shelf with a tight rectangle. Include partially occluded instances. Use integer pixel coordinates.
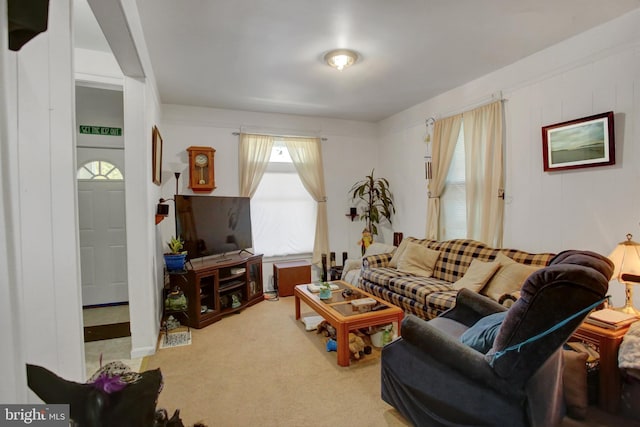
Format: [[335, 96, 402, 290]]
[[585, 308, 638, 329]]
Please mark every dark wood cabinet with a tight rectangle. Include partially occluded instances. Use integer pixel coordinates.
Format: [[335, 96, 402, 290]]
[[273, 260, 311, 297], [182, 254, 263, 328]]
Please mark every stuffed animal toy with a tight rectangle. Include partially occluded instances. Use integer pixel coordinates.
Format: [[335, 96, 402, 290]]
[[316, 320, 336, 340], [349, 332, 366, 360], [358, 229, 373, 255]]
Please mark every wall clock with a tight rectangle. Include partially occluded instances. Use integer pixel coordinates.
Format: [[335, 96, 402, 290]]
[[187, 146, 216, 192]]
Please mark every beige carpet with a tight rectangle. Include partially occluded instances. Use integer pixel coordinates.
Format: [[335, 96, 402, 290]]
[[144, 297, 640, 427], [145, 297, 410, 427]]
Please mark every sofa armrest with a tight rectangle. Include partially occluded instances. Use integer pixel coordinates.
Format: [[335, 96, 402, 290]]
[[362, 252, 393, 269], [399, 314, 523, 399], [341, 258, 363, 278], [440, 288, 507, 327]]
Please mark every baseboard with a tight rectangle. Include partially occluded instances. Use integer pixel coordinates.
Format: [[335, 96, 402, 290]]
[[130, 345, 157, 359]]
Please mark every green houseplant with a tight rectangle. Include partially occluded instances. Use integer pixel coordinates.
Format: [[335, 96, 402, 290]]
[[350, 169, 396, 237], [164, 236, 187, 272]]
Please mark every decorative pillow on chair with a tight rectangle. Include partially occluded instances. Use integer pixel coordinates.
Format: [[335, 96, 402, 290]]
[[453, 259, 501, 292], [481, 253, 541, 302], [460, 311, 507, 353], [396, 242, 440, 277]]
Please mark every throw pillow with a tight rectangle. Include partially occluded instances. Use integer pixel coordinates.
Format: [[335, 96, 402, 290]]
[[452, 259, 501, 292], [562, 349, 588, 420], [460, 311, 507, 353], [481, 253, 541, 302], [396, 242, 440, 277], [388, 238, 411, 268]]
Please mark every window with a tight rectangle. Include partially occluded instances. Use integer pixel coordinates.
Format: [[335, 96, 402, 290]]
[[439, 125, 466, 240], [77, 160, 123, 180], [250, 141, 317, 257]]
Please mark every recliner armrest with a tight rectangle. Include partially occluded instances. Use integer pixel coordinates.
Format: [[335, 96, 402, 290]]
[[399, 314, 524, 399], [440, 288, 507, 327]]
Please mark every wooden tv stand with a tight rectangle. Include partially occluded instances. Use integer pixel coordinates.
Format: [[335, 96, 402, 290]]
[[174, 253, 263, 328]]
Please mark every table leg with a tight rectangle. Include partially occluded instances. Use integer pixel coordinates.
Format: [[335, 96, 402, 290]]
[[336, 323, 350, 367], [295, 294, 301, 320], [598, 335, 623, 412]]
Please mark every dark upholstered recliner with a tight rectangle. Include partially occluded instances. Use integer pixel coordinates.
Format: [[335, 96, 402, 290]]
[[381, 250, 612, 427]]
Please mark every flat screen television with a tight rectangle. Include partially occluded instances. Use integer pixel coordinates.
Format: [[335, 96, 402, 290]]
[[175, 195, 253, 260]]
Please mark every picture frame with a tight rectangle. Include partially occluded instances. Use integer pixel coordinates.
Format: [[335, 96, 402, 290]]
[[152, 125, 163, 185], [542, 111, 615, 172]]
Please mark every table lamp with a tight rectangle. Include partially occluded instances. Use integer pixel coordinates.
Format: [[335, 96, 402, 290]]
[[608, 233, 640, 315]]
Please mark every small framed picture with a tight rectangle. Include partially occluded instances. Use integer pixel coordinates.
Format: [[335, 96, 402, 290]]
[[152, 125, 163, 185], [542, 111, 615, 172]]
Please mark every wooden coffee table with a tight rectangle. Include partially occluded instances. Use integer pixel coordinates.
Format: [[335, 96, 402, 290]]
[[294, 280, 404, 366]]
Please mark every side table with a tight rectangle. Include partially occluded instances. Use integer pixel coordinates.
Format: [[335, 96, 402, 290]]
[[273, 260, 311, 297], [570, 322, 632, 413]]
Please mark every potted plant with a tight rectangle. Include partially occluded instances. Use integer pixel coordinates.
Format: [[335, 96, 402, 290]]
[[350, 169, 396, 238], [319, 282, 332, 300], [164, 236, 187, 272]]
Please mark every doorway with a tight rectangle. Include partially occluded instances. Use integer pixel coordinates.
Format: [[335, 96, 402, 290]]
[[77, 148, 128, 306]]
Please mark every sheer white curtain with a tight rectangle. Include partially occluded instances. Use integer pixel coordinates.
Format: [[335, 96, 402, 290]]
[[426, 114, 463, 240], [462, 101, 504, 247], [238, 133, 273, 197], [283, 137, 329, 265]]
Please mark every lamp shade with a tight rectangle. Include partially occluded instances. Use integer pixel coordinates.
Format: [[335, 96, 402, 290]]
[[608, 234, 640, 282]]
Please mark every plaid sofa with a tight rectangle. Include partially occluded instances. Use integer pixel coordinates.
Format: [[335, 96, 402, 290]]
[[359, 237, 555, 320]]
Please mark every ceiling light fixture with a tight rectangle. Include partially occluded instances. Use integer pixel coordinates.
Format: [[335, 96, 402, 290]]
[[324, 49, 358, 71]]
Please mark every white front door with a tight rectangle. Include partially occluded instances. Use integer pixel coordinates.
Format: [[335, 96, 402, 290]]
[[77, 148, 128, 306]]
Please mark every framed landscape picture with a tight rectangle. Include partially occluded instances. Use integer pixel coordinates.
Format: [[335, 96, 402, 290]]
[[542, 111, 615, 172]]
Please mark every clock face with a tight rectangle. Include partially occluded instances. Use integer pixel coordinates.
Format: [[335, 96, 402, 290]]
[[194, 153, 209, 167]]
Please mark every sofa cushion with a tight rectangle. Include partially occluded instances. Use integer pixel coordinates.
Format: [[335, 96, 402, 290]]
[[386, 275, 452, 305], [396, 242, 440, 277], [481, 253, 541, 302], [388, 238, 411, 268], [394, 238, 554, 283], [361, 267, 407, 288], [453, 259, 501, 292], [424, 290, 458, 312]]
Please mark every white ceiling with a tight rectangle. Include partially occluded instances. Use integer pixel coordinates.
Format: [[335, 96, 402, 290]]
[[75, 0, 640, 122]]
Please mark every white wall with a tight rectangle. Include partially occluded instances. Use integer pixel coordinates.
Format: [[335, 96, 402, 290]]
[[2, 0, 85, 396], [379, 9, 640, 308], [75, 86, 124, 148], [0, 0, 26, 403], [158, 105, 381, 283], [75, 0, 164, 360]]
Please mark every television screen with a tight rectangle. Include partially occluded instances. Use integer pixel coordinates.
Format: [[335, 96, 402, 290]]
[[175, 195, 253, 259]]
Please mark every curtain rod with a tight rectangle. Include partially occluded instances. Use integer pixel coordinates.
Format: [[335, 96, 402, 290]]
[[436, 91, 506, 121], [231, 131, 327, 141]]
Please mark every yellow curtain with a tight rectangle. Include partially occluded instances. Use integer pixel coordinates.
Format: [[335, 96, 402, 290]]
[[463, 101, 504, 247], [238, 133, 273, 197], [283, 137, 329, 266], [426, 115, 463, 240]]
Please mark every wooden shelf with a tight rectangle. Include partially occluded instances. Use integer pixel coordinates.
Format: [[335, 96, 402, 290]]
[[181, 254, 263, 328]]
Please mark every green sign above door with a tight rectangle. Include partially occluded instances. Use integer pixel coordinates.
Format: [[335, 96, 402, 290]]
[[79, 125, 122, 136]]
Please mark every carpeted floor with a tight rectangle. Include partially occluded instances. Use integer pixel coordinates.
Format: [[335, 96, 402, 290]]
[[145, 297, 409, 427], [144, 297, 640, 427]]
